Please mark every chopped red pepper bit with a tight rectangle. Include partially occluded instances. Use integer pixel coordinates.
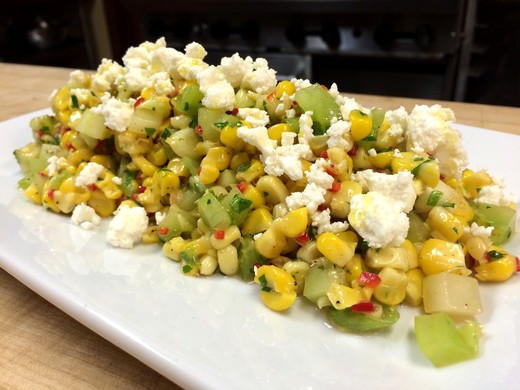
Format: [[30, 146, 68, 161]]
[[195, 124, 203, 135], [358, 271, 382, 288], [197, 166, 202, 176], [319, 150, 329, 159], [47, 188, 55, 200], [266, 92, 276, 101], [138, 185, 147, 193], [35, 129, 44, 138], [214, 229, 225, 240], [65, 141, 73, 150], [515, 256, 520, 272], [325, 166, 339, 177], [236, 181, 249, 193], [295, 231, 310, 245], [134, 97, 145, 110], [351, 301, 375, 313], [347, 144, 358, 157], [87, 183, 98, 191], [231, 107, 239, 116], [157, 226, 169, 235], [130, 193, 139, 201], [329, 181, 341, 192]]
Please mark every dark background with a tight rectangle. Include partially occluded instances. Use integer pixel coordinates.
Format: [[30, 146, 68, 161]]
[[1, 0, 519, 107]]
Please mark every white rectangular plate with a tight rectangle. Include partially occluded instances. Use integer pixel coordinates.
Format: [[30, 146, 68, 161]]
[[1, 109, 519, 389]]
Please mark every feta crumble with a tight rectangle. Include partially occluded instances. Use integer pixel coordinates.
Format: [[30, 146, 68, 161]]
[[106, 205, 149, 249], [71, 203, 101, 230], [74, 162, 104, 187]]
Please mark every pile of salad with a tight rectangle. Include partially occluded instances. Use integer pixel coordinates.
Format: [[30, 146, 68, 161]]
[[14, 37, 518, 367]]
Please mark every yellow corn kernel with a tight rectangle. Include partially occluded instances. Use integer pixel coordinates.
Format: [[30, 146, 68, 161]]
[[367, 150, 393, 170], [41, 185, 60, 213], [391, 151, 426, 174], [316, 232, 355, 267], [140, 86, 155, 100], [210, 225, 242, 250], [59, 130, 75, 150], [405, 268, 424, 307], [426, 206, 464, 242], [203, 146, 233, 171], [235, 159, 264, 182], [271, 207, 309, 238], [255, 175, 289, 206], [95, 175, 123, 200], [329, 180, 363, 219], [142, 226, 160, 244], [132, 155, 158, 177], [255, 228, 288, 259], [167, 158, 190, 177], [464, 236, 489, 263], [327, 283, 363, 310], [217, 245, 239, 276], [146, 147, 168, 167], [68, 148, 94, 166], [241, 183, 265, 208], [449, 194, 474, 225], [199, 254, 218, 276], [349, 110, 372, 141], [90, 154, 115, 171], [373, 267, 408, 306], [241, 207, 273, 235], [87, 190, 116, 217], [220, 124, 245, 150], [345, 254, 364, 283], [53, 86, 71, 111], [198, 164, 220, 184], [365, 240, 418, 271], [327, 147, 353, 181], [142, 176, 154, 187], [155, 169, 180, 196], [229, 152, 250, 170], [462, 169, 493, 199], [418, 238, 470, 276], [282, 260, 309, 294], [474, 246, 517, 282], [163, 237, 187, 261], [275, 80, 296, 98], [24, 183, 43, 204], [254, 265, 297, 311], [267, 123, 291, 144]]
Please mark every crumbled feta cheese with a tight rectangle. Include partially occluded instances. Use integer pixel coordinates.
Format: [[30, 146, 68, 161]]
[[286, 182, 328, 214], [90, 92, 135, 132], [112, 176, 122, 185], [106, 205, 149, 249], [184, 42, 207, 59], [298, 111, 314, 144], [91, 59, 124, 92], [406, 104, 468, 179], [474, 176, 518, 206], [46, 156, 68, 176], [312, 209, 349, 234], [326, 119, 353, 150], [285, 108, 296, 119], [352, 169, 416, 213], [339, 96, 362, 119], [147, 71, 175, 96], [70, 88, 91, 105], [155, 211, 166, 224], [464, 222, 493, 240], [291, 78, 312, 91], [241, 58, 277, 94], [237, 108, 270, 127], [75, 162, 104, 187], [385, 106, 408, 144], [219, 53, 253, 88], [349, 192, 409, 248], [68, 69, 90, 87], [71, 203, 101, 230]]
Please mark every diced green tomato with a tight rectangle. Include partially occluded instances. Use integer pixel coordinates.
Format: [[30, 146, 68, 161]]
[[471, 201, 516, 245], [76, 110, 113, 139], [197, 190, 232, 230], [414, 312, 481, 367], [294, 84, 342, 135], [165, 127, 200, 159], [157, 204, 197, 242], [138, 96, 172, 119], [302, 266, 333, 303], [220, 187, 253, 226], [238, 237, 265, 282], [172, 84, 203, 118], [327, 304, 400, 332], [406, 211, 431, 243], [197, 108, 238, 142]]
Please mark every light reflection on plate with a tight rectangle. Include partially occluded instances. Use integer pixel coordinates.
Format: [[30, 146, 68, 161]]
[[1, 110, 519, 389]]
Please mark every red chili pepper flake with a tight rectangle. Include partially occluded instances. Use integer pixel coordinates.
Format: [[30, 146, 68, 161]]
[[329, 181, 341, 192], [317, 204, 328, 211], [87, 183, 97, 191], [358, 271, 381, 288], [96, 139, 106, 149], [347, 144, 358, 157], [195, 124, 203, 135], [325, 166, 338, 178], [134, 97, 145, 110], [351, 301, 375, 313], [157, 226, 169, 235], [515, 256, 520, 272], [320, 84, 329, 91], [319, 150, 329, 159], [214, 229, 225, 240], [38, 171, 47, 177], [47, 188, 55, 200], [36, 129, 44, 138], [197, 166, 202, 176], [291, 100, 298, 108], [231, 107, 239, 116], [138, 185, 147, 193], [236, 181, 249, 193], [130, 193, 139, 201], [65, 141, 74, 150], [266, 91, 276, 102], [295, 231, 310, 245]]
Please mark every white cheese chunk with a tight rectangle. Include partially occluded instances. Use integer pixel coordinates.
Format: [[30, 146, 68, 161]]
[[106, 205, 149, 249]]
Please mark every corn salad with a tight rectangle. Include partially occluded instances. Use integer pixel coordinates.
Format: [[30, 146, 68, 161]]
[[13, 38, 519, 367]]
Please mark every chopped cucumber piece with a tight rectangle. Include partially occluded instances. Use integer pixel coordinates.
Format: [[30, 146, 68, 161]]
[[165, 127, 201, 159], [76, 110, 113, 139], [303, 266, 333, 303], [238, 237, 265, 282], [172, 84, 203, 118], [471, 201, 516, 245], [197, 108, 239, 142], [414, 312, 481, 367], [157, 204, 197, 242], [327, 304, 400, 332], [197, 190, 232, 230], [220, 187, 253, 227], [294, 84, 342, 135]]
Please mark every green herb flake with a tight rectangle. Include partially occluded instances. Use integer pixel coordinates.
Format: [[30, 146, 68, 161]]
[[427, 190, 443, 206], [230, 195, 252, 214], [487, 250, 505, 261], [236, 162, 251, 172], [258, 274, 271, 292], [145, 127, 156, 137], [182, 265, 193, 273], [160, 128, 173, 139], [71, 95, 79, 109], [442, 202, 455, 208]]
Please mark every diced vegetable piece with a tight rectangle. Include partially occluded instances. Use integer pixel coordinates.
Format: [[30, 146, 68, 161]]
[[76, 110, 113, 139], [294, 84, 342, 135], [422, 272, 483, 317], [197, 107, 239, 142], [471, 202, 516, 245], [157, 205, 197, 242], [407, 211, 431, 243], [303, 266, 334, 303], [172, 84, 204, 118], [414, 312, 481, 367], [165, 127, 201, 159], [238, 237, 265, 282], [327, 304, 400, 332], [197, 190, 232, 230], [138, 96, 171, 119], [220, 187, 253, 227]]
